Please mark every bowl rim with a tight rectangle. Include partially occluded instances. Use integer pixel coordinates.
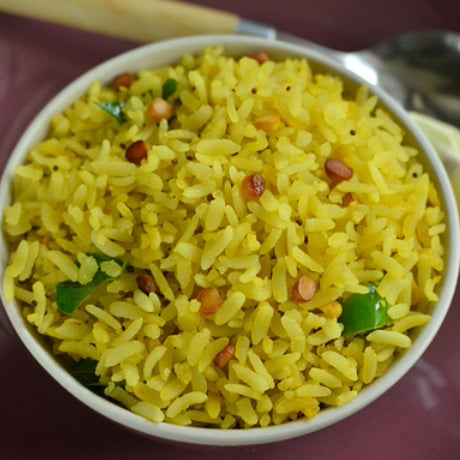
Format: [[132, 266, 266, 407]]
[[0, 34, 459, 446]]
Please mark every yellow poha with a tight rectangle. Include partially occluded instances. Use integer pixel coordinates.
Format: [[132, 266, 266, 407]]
[[2, 47, 445, 428]]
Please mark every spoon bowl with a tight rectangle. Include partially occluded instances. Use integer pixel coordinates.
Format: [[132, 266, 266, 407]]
[[341, 30, 460, 127]]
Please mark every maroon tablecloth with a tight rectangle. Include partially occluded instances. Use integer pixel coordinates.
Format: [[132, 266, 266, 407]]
[[1, 2, 459, 459]]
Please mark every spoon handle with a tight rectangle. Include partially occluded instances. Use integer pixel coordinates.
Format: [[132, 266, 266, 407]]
[[0, 0, 241, 42]]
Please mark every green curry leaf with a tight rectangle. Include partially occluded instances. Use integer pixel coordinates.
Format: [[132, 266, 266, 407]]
[[96, 101, 126, 124], [56, 254, 127, 315], [70, 358, 125, 396], [70, 358, 103, 389]]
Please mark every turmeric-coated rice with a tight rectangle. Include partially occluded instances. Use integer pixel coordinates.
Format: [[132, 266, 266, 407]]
[[2, 47, 445, 428]]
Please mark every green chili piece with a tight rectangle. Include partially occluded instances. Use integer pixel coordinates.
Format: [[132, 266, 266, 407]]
[[339, 285, 392, 337], [96, 101, 126, 124], [162, 78, 178, 99]]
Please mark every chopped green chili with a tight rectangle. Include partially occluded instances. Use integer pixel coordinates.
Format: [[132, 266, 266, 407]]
[[96, 101, 126, 124], [162, 78, 178, 99], [339, 285, 392, 337], [56, 253, 127, 315]]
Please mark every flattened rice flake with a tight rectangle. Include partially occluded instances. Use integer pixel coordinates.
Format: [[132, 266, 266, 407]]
[[2, 47, 446, 429]]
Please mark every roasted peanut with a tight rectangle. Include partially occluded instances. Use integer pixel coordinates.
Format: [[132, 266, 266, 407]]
[[197, 288, 223, 316], [241, 173, 266, 201], [136, 274, 159, 295], [125, 140, 150, 165], [113, 73, 135, 89], [147, 98, 174, 123], [248, 52, 270, 64], [214, 344, 236, 368], [292, 275, 317, 303], [325, 159, 353, 185], [342, 192, 358, 207], [253, 115, 281, 133]]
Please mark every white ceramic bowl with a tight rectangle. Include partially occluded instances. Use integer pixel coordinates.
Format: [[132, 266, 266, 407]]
[[0, 35, 459, 446]]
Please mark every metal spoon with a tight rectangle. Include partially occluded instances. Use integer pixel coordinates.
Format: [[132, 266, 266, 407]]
[[238, 22, 460, 127]]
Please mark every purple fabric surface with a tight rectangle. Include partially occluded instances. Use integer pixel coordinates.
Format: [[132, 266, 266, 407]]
[[0, 2, 459, 459]]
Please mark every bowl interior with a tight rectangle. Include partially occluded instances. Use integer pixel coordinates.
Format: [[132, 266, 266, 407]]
[[0, 34, 458, 446]]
